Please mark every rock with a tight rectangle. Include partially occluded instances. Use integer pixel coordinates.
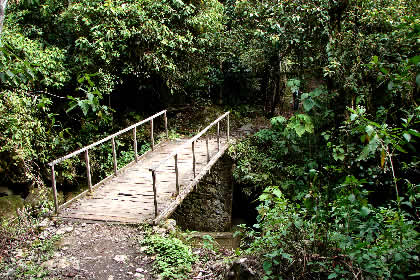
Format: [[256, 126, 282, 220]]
[[164, 219, 176, 232], [14, 248, 26, 258], [38, 218, 51, 229], [238, 123, 254, 136], [42, 256, 79, 271], [107, 276, 114, 280], [136, 267, 144, 273], [42, 259, 56, 269], [153, 219, 177, 234], [113, 255, 128, 263], [56, 226, 74, 235], [6, 267, 15, 277], [57, 258, 72, 270], [225, 258, 258, 280]]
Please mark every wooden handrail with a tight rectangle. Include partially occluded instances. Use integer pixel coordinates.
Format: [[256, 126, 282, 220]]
[[48, 110, 167, 166], [149, 111, 229, 172], [49, 110, 168, 214]]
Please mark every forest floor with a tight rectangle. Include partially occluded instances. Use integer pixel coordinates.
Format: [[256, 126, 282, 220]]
[[41, 220, 153, 280], [2, 218, 235, 280]]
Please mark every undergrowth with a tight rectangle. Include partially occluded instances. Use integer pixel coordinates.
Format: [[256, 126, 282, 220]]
[[141, 234, 197, 280]]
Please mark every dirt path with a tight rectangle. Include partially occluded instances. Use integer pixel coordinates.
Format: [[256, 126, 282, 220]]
[[43, 221, 155, 280]]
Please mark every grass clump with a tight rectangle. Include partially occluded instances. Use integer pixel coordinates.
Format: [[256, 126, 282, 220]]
[[141, 234, 197, 280]]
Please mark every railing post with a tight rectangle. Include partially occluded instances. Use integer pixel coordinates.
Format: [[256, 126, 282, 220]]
[[51, 164, 59, 214], [175, 154, 179, 195], [206, 135, 210, 163], [217, 122, 220, 151], [133, 127, 138, 162], [150, 119, 154, 151], [192, 141, 196, 177], [164, 111, 168, 139], [85, 150, 92, 191], [152, 170, 158, 217], [112, 137, 118, 175], [227, 113, 230, 143]]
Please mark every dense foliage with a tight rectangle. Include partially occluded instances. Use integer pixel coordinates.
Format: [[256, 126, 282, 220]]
[[141, 234, 197, 279], [0, 0, 419, 279], [227, 0, 419, 278]]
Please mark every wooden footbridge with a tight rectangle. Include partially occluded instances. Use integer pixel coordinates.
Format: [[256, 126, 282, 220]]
[[48, 110, 231, 224]]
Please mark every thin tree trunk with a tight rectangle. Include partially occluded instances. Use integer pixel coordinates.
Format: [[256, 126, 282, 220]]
[[218, 60, 223, 105], [0, 0, 7, 39], [270, 74, 278, 116]]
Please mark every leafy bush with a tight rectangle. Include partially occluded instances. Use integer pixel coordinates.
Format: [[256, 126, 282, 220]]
[[141, 235, 197, 280], [0, 26, 69, 90], [232, 104, 419, 279], [241, 185, 419, 279], [0, 91, 56, 185]]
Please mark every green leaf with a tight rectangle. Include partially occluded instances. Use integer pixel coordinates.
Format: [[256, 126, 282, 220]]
[[328, 272, 338, 279], [372, 56, 378, 64], [272, 188, 283, 199], [407, 129, 420, 138], [263, 261, 272, 275], [87, 93, 94, 102], [6, 70, 15, 78], [365, 125, 375, 136], [360, 206, 371, 217], [303, 98, 315, 112], [394, 144, 407, 153], [348, 194, 356, 202], [79, 101, 90, 116], [409, 55, 420, 65], [403, 133, 411, 142], [388, 81, 394, 90], [380, 67, 389, 74], [295, 125, 306, 137]]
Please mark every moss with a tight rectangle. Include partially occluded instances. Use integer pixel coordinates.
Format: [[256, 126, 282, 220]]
[[0, 195, 24, 218]]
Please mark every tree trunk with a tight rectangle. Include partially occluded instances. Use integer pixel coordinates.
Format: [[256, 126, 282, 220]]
[[218, 60, 223, 105], [0, 0, 7, 39]]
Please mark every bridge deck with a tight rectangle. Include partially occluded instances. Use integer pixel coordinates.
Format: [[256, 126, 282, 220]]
[[58, 137, 228, 224]]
